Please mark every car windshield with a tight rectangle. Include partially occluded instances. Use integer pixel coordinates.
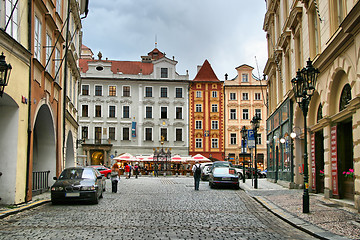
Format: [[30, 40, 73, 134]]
[[59, 168, 94, 180], [213, 168, 229, 174], [214, 162, 233, 168]]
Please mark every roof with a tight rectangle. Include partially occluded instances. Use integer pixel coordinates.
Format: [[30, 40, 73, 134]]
[[79, 59, 153, 75], [193, 59, 219, 82]]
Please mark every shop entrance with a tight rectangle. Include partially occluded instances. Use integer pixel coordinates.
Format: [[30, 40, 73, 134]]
[[315, 130, 324, 193], [337, 118, 354, 199]]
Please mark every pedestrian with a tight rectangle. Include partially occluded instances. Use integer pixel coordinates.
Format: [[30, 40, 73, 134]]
[[154, 163, 159, 177], [124, 163, 130, 179], [128, 163, 132, 178], [192, 161, 201, 191], [111, 163, 120, 193], [134, 163, 139, 179]]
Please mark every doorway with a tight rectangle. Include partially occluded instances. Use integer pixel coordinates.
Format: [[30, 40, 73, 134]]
[[315, 130, 324, 193]]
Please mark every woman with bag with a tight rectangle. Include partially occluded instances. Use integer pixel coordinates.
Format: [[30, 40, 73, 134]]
[[111, 163, 120, 193]]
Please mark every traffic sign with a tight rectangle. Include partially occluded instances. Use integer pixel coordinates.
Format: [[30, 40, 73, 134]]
[[247, 130, 255, 149]]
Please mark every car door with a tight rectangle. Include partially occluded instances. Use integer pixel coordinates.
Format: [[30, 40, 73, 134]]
[[93, 169, 104, 195]]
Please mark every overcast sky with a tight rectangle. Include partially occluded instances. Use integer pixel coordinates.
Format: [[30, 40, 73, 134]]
[[81, 0, 267, 80]]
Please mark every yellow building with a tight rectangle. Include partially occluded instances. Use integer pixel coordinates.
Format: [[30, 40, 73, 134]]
[[0, 0, 31, 204], [264, 0, 360, 211], [224, 65, 267, 170]]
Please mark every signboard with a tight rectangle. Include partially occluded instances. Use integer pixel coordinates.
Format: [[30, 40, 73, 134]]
[[132, 122, 136, 137], [331, 126, 338, 196], [311, 134, 316, 190], [247, 130, 255, 149], [110, 154, 114, 159]]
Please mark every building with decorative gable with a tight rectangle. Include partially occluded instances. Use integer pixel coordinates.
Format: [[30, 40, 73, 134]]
[[78, 46, 189, 166]]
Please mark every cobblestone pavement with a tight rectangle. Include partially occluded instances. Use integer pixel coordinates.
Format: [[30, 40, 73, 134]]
[[0, 177, 317, 240]]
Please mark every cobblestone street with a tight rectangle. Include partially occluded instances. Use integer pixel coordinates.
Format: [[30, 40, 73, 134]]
[[0, 177, 316, 240]]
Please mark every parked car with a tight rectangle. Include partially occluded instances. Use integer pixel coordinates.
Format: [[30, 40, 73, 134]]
[[89, 165, 112, 179], [51, 167, 104, 204], [260, 169, 267, 178], [208, 167, 240, 189], [201, 165, 212, 181], [210, 161, 233, 172]]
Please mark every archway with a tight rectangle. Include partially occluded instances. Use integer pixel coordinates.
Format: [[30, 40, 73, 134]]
[[0, 94, 19, 204], [32, 104, 56, 195], [65, 131, 75, 167]]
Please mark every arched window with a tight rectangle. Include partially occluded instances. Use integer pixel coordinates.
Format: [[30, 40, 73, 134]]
[[317, 104, 323, 122], [339, 84, 351, 111]]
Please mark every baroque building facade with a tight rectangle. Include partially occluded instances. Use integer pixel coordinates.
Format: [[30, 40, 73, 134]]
[[224, 65, 267, 169], [189, 60, 225, 161], [263, 0, 360, 211], [78, 47, 190, 166]]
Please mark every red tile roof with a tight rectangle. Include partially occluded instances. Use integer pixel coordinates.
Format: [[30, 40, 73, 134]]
[[193, 59, 219, 82], [79, 59, 153, 75]]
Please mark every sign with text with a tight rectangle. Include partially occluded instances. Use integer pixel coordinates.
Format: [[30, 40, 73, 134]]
[[331, 126, 338, 196], [311, 134, 316, 190], [247, 130, 255, 149]]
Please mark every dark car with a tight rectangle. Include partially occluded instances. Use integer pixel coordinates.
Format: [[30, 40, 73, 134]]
[[90, 165, 112, 179], [208, 167, 240, 189], [201, 165, 212, 181], [51, 167, 104, 204], [209, 161, 233, 172]]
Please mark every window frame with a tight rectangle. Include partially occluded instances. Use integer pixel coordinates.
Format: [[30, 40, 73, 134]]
[[145, 128, 153, 141], [160, 87, 168, 98], [122, 85, 131, 97], [94, 85, 103, 96], [243, 109, 249, 120], [109, 85, 117, 96], [230, 109, 237, 120], [195, 138, 203, 148], [123, 105, 130, 118], [175, 87, 183, 98], [175, 107, 183, 119], [145, 106, 153, 119], [195, 120, 202, 129], [108, 105, 116, 118], [160, 106, 168, 119], [145, 86, 153, 97]]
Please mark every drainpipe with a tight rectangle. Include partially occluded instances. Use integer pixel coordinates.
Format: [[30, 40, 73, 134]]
[[25, 0, 32, 202]]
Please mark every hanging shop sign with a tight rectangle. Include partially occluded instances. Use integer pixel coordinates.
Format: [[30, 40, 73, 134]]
[[331, 126, 338, 196], [311, 134, 316, 190]]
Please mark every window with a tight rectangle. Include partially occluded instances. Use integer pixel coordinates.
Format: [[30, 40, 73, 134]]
[[160, 87, 168, 98], [109, 86, 116, 96], [145, 87, 152, 97], [160, 128, 167, 141], [212, 91, 218, 98], [145, 128, 152, 141], [211, 139, 219, 148], [195, 120, 202, 129], [145, 106, 152, 119], [34, 16, 42, 59], [123, 128, 130, 140], [243, 109, 249, 120], [211, 104, 218, 112], [161, 68, 168, 78], [161, 107, 167, 119], [109, 106, 115, 118], [4, 0, 19, 40], [81, 126, 88, 139], [82, 85, 89, 95], [242, 74, 248, 82], [256, 133, 262, 145], [95, 85, 102, 96], [82, 105, 88, 117], [45, 33, 52, 72], [196, 91, 202, 98], [195, 139, 202, 148], [255, 109, 262, 119], [109, 127, 115, 140], [123, 106, 130, 118], [95, 127, 102, 141], [255, 93, 261, 100], [211, 121, 218, 130], [176, 129, 182, 141], [242, 93, 249, 100], [195, 104, 202, 112], [175, 107, 182, 119], [230, 109, 236, 120], [175, 88, 183, 98], [230, 93, 236, 100], [123, 86, 130, 97], [230, 133, 237, 145], [95, 105, 101, 117], [55, 47, 60, 82]]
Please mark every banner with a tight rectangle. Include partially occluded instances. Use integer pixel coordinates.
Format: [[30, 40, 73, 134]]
[[331, 126, 338, 196], [132, 122, 136, 137], [311, 134, 316, 190]]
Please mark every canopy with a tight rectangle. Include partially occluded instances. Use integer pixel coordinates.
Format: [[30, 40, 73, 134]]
[[113, 153, 137, 162], [189, 154, 211, 163]]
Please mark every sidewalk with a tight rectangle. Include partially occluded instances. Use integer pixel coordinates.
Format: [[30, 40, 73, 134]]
[[241, 179, 360, 240]]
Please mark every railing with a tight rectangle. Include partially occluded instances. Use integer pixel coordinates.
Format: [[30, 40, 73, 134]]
[[80, 139, 113, 145], [32, 171, 50, 196]]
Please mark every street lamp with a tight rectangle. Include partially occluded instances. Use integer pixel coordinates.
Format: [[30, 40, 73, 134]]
[[251, 114, 261, 189], [240, 126, 247, 183], [291, 58, 319, 213], [0, 52, 12, 97]]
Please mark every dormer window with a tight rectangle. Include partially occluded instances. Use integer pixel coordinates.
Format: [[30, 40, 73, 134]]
[[242, 73, 248, 82], [161, 68, 168, 78]]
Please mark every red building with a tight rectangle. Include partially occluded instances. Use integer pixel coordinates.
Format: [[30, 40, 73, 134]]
[[189, 60, 225, 161]]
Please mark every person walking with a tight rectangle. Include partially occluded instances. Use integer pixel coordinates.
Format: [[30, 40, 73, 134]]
[[124, 163, 130, 179], [192, 161, 202, 191], [154, 163, 159, 177], [134, 163, 139, 179], [111, 163, 120, 193]]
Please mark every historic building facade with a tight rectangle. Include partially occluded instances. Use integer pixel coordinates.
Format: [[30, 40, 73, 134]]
[[263, 0, 360, 210], [224, 65, 267, 169], [78, 47, 190, 166], [189, 60, 225, 161]]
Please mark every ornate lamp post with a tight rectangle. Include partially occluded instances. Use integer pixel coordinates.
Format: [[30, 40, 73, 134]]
[[291, 58, 319, 213], [240, 126, 247, 183], [251, 114, 261, 189], [0, 52, 12, 97]]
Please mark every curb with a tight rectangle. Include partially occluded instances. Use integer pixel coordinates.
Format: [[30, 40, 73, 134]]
[[252, 196, 350, 240], [0, 199, 51, 219]]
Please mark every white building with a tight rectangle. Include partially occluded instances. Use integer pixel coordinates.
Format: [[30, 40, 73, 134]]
[[78, 47, 189, 166]]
